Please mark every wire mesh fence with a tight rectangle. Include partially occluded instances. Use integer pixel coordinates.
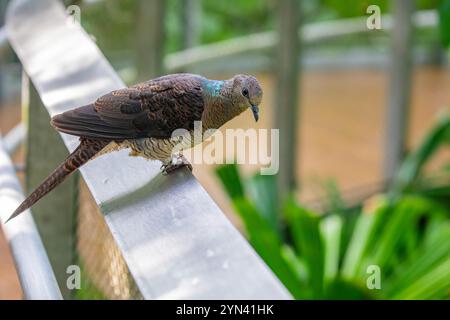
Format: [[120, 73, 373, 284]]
[[76, 179, 141, 300]]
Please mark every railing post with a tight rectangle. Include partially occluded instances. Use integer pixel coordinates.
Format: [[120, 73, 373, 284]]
[[135, 0, 166, 80], [0, 135, 62, 300], [180, 0, 201, 50], [383, 0, 415, 184], [24, 74, 78, 299], [0, 0, 8, 103], [275, 0, 301, 199]]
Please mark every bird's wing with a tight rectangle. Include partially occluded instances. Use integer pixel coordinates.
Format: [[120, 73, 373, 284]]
[[51, 76, 205, 140]]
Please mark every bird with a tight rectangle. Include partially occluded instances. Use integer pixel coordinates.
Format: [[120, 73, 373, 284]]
[[6, 73, 262, 222]]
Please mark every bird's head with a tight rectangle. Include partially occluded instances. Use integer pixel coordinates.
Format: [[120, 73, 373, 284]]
[[231, 74, 263, 122]]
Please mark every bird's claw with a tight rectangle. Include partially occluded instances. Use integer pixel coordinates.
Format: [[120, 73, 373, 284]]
[[161, 155, 192, 175]]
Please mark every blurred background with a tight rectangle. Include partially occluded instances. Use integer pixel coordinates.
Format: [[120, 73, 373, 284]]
[[0, 0, 449, 299]]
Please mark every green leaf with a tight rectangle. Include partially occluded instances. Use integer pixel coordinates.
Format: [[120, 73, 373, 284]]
[[439, 0, 450, 48], [391, 258, 450, 300], [423, 217, 450, 247], [323, 278, 373, 300], [320, 215, 342, 284], [215, 164, 245, 199], [365, 196, 446, 273], [246, 173, 280, 234], [391, 113, 450, 196], [418, 183, 450, 209], [385, 221, 450, 297], [280, 245, 309, 284], [368, 198, 422, 271], [233, 198, 307, 299], [341, 196, 389, 279], [285, 199, 325, 298], [216, 164, 306, 298]]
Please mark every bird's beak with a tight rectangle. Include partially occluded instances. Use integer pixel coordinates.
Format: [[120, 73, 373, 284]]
[[251, 105, 259, 122]]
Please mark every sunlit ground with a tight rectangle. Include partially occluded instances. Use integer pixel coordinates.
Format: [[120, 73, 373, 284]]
[[0, 66, 449, 298]]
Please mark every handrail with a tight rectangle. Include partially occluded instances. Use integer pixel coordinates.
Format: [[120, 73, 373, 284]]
[[0, 135, 62, 300], [165, 10, 437, 72], [5, 0, 291, 299], [3, 123, 26, 155], [0, 27, 6, 47]]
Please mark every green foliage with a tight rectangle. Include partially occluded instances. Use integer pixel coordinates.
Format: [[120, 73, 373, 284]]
[[217, 166, 307, 299], [391, 113, 450, 197], [74, 0, 446, 79], [75, 263, 107, 300], [216, 114, 450, 299], [309, 0, 443, 22], [76, 0, 275, 67], [201, 0, 274, 44], [285, 200, 325, 298], [319, 0, 389, 19], [439, 0, 450, 47]]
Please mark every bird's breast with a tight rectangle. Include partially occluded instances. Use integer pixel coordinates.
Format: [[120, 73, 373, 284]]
[[126, 131, 198, 161]]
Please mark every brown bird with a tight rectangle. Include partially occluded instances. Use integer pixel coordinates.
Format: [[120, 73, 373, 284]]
[[6, 73, 262, 222]]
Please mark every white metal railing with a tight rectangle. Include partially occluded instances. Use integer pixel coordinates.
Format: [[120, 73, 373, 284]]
[[165, 10, 437, 72], [3, 123, 26, 155], [0, 135, 62, 300], [0, 27, 7, 49], [5, 0, 291, 300]]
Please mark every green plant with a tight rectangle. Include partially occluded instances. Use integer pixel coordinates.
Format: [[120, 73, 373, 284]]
[[439, 0, 450, 48], [216, 113, 450, 299]]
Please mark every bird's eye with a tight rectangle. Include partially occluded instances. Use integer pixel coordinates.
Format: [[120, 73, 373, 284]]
[[242, 88, 249, 97]]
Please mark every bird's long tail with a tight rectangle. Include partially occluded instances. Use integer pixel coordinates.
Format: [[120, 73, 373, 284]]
[[5, 138, 108, 223]]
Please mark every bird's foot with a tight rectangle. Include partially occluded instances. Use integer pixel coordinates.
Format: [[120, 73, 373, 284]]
[[161, 155, 192, 175]]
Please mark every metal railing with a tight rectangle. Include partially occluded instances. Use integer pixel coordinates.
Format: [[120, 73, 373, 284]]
[[2, 122, 25, 155], [4, 0, 291, 300], [0, 27, 6, 49], [0, 135, 62, 300], [165, 10, 437, 72]]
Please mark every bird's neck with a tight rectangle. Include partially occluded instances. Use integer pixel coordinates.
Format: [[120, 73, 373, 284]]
[[201, 78, 241, 130]]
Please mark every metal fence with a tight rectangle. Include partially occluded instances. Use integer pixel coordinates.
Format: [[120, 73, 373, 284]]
[[0, 134, 62, 300], [1, 0, 291, 300]]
